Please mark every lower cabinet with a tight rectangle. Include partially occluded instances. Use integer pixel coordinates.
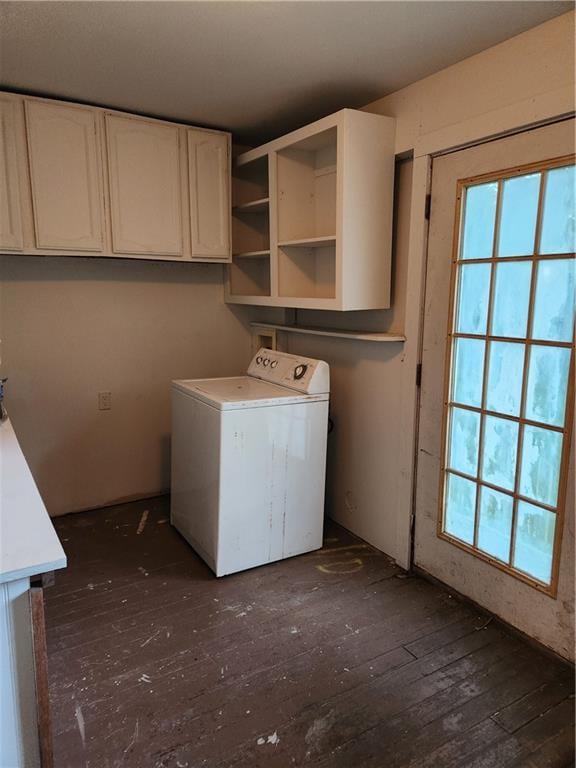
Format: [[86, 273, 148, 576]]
[[0, 578, 53, 768]]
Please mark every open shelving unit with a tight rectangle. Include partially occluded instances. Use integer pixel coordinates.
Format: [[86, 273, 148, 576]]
[[232, 154, 269, 207], [226, 108, 396, 311], [278, 244, 336, 300], [229, 257, 270, 297], [276, 125, 337, 302], [230, 155, 272, 298]]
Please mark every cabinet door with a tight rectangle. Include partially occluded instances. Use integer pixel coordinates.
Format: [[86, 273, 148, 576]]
[[0, 97, 24, 251], [25, 100, 104, 251], [106, 115, 183, 256], [188, 130, 230, 259]]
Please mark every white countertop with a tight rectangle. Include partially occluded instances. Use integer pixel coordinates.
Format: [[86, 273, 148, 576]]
[[0, 416, 66, 584]]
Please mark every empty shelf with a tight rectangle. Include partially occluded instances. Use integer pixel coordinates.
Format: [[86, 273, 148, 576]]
[[278, 236, 336, 248], [233, 198, 270, 214], [251, 322, 406, 343], [233, 250, 270, 259]]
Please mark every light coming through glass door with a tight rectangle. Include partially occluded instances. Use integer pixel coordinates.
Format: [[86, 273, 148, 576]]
[[440, 159, 575, 592]]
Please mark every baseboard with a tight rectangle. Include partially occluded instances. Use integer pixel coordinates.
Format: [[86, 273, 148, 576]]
[[412, 564, 574, 669], [49, 490, 170, 518]]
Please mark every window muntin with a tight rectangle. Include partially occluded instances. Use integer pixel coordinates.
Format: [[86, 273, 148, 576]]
[[440, 158, 575, 593]]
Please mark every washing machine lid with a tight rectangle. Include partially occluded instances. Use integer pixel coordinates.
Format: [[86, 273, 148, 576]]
[[172, 376, 328, 410]]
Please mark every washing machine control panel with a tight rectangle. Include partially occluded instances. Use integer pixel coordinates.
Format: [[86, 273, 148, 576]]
[[248, 349, 329, 395]]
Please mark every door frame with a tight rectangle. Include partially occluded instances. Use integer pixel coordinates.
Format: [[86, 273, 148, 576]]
[[397, 95, 575, 571]]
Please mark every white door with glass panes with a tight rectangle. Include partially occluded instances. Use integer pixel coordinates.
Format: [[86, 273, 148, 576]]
[[415, 120, 574, 660]]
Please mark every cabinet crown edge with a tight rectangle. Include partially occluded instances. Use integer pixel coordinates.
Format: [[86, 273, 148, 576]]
[[235, 108, 395, 167]]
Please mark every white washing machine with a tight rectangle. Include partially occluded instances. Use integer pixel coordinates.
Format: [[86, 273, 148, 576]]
[[170, 348, 330, 577]]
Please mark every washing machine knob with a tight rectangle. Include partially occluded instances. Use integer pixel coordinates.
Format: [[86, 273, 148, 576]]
[[256, 356, 263, 365], [294, 364, 308, 380], [263, 358, 270, 366], [270, 360, 278, 369]]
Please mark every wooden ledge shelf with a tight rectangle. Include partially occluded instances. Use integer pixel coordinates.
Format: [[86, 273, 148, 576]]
[[233, 250, 270, 259], [278, 236, 336, 248], [233, 197, 270, 214], [251, 322, 406, 343]]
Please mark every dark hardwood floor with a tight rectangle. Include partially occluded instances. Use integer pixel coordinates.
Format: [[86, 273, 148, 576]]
[[46, 497, 575, 768]]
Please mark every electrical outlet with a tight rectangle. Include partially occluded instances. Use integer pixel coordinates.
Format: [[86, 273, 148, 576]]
[[98, 391, 112, 411]]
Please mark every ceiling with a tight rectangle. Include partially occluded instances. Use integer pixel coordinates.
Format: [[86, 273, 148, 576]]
[[0, 1, 572, 143]]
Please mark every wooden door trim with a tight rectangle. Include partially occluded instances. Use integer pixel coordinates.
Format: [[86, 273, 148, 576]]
[[30, 587, 54, 768]]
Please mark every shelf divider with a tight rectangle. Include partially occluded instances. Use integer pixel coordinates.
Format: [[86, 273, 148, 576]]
[[250, 322, 405, 343]]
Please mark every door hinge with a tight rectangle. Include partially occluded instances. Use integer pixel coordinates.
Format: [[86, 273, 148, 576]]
[[416, 362, 423, 387], [424, 193, 431, 220]]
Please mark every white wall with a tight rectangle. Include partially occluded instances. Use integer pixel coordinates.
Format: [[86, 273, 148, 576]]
[[364, 10, 575, 154], [0, 256, 251, 516]]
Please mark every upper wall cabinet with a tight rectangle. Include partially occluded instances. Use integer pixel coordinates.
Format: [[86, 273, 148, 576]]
[[0, 95, 24, 251], [25, 100, 104, 251], [226, 109, 396, 311], [188, 129, 230, 259], [0, 91, 231, 262], [106, 115, 183, 256]]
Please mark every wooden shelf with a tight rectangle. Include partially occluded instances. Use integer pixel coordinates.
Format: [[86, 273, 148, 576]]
[[233, 197, 270, 214], [228, 109, 396, 310], [251, 322, 406, 343], [278, 236, 336, 249], [233, 250, 270, 259]]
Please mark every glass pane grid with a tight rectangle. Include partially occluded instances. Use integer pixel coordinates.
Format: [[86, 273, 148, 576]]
[[441, 161, 575, 589], [445, 402, 566, 434]]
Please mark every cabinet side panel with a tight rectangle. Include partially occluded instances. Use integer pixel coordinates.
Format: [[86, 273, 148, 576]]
[[340, 111, 395, 310], [0, 97, 24, 251]]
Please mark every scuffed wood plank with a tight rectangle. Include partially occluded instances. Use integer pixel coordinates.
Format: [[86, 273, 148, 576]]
[[45, 498, 574, 768], [492, 677, 573, 733]]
